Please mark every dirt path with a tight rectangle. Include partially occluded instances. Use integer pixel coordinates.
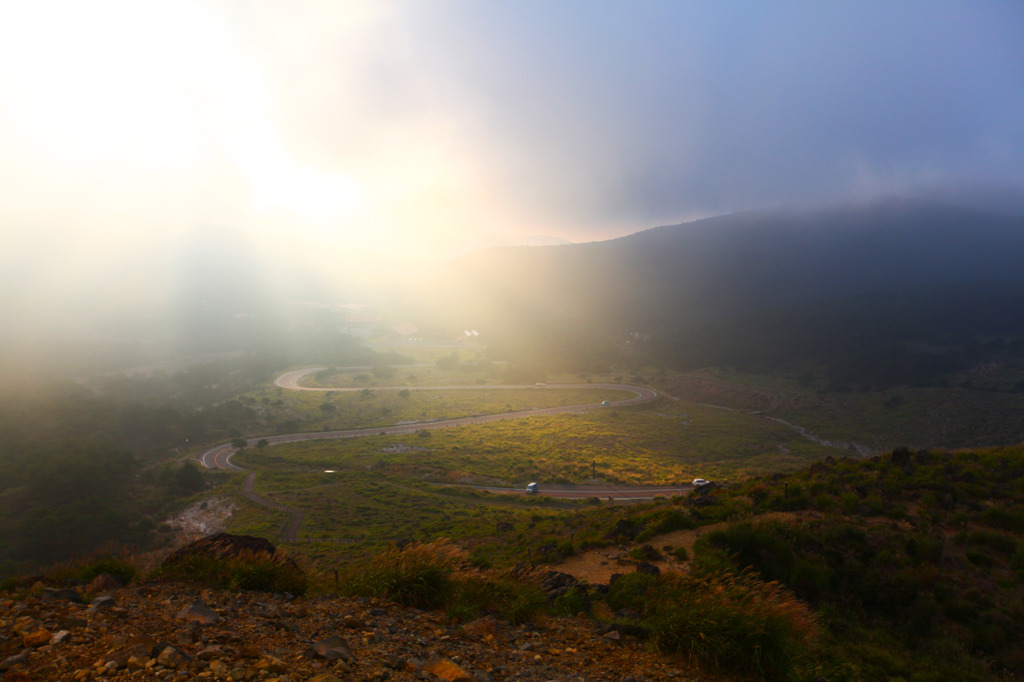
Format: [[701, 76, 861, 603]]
[[553, 511, 823, 585]]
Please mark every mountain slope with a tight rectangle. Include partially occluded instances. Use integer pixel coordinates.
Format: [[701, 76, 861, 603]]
[[420, 199, 1024, 381]]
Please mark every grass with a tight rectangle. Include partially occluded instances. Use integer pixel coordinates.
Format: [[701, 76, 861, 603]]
[[334, 538, 547, 623], [230, 385, 634, 437], [217, 391, 842, 567], [155, 548, 308, 594], [664, 367, 1024, 451], [644, 571, 818, 681], [235, 398, 842, 487]]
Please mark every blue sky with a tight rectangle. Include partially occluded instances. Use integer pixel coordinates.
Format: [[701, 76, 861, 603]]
[[1, 0, 1022, 258]]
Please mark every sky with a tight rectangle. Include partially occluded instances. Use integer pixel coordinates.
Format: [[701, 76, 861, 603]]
[[1, 1, 1022, 264]]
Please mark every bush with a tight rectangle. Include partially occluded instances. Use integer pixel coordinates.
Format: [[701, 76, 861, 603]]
[[551, 585, 592, 616], [156, 552, 307, 595], [339, 540, 547, 623], [642, 571, 818, 681], [449, 570, 546, 624], [80, 557, 138, 585], [606, 571, 657, 611], [337, 539, 464, 609], [981, 505, 1024, 534]]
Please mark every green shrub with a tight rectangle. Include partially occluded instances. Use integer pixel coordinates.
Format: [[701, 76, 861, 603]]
[[155, 548, 305, 593], [448, 569, 546, 624], [156, 553, 308, 595], [965, 550, 995, 568], [337, 539, 463, 609], [671, 545, 689, 561], [80, 557, 138, 585], [981, 505, 1024, 533], [606, 571, 657, 611], [965, 529, 1017, 556], [551, 585, 592, 616], [155, 552, 305, 593], [629, 545, 662, 561], [651, 508, 697, 534], [642, 571, 818, 681], [1009, 545, 1024, 575]]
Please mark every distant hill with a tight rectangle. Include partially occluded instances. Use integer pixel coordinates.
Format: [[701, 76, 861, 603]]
[[418, 199, 1024, 386]]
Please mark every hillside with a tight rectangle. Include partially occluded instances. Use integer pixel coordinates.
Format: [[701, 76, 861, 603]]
[[415, 199, 1024, 387], [0, 585, 677, 681], [5, 445, 1024, 680]]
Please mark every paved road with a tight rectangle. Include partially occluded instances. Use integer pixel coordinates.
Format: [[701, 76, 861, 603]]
[[203, 369, 658, 476], [474, 483, 696, 500]]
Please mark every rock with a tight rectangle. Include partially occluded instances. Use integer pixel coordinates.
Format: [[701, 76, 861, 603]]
[[461, 615, 502, 642], [22, 627, 52, 647], [11, 617, 42, 635], [208, 659, 230, 676], [340, 614, 365, 629], [496, 521, 514, 532], [195, 645, 224, 660], [635, 561, 660, 576], [424, 656, 473, 681], [601, 630, 623, 645], [536, 571, 589, 606], [312, 635, 355, 662], [256, 655, 288, 673], [88, 595, 116, 610], [156, 645, 191, 668], [50, 629, 72, 645], [175, 600, 220, 625], [59, 616, 88, 629], [41, 588, 82, 603], [161, 533, 301, 573], [86, 573, 125, 593], [0, 652, 29, 670]]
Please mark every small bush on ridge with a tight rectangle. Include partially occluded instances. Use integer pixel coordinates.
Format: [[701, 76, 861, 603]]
[[641, 571, 818, 681], [155, 551, 307, 595], [336, 539, 465, 609]]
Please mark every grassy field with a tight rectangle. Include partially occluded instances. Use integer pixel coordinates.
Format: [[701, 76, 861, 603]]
[[220, 394, 843, 565], [232, 385, 633, 436], [662, 367, 1024, 450], [236, 398, 841, 487], [219, 357, 1007, 568]]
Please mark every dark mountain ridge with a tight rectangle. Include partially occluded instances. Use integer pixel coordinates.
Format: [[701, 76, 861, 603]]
[[421, 199, 1024, 383]]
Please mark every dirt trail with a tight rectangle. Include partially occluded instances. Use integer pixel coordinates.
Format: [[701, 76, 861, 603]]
[[553, 511, 823, 585]]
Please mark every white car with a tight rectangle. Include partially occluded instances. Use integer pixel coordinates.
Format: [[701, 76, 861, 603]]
[[692, 478, 709, 487]]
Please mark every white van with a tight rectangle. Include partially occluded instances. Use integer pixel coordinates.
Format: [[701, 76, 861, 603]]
[[526, 482, 539, 494]]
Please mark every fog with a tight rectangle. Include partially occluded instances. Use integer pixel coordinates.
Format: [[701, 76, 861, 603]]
[[1, 1, 1022, 367]]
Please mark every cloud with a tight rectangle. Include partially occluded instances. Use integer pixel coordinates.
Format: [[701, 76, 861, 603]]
[[0, 0, 1021, 256]]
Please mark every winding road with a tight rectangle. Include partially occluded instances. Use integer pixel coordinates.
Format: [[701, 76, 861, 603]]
[[202, 368, 658, 472], [198, 368, 682, 540]]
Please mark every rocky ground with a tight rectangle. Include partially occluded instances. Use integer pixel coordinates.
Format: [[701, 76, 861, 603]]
[[168, 499, 237, 545], [0, 579, 708, 681]]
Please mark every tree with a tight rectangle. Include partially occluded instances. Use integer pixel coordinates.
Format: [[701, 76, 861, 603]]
[[231, 437, 247, 450], [175, 462, 205, 493]]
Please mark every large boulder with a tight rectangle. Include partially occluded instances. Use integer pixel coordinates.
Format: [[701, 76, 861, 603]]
[[162, 533, 298, 570]]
